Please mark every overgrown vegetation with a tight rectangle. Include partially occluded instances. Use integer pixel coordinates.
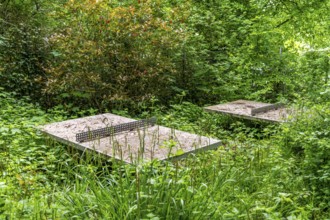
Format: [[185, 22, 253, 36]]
[[1, 0, 330, 219], [1, 90, 329, 219]]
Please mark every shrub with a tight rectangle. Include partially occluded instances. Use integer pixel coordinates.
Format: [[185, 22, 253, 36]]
[[44, 0, 189, 110], [0, 1, 49, 98]]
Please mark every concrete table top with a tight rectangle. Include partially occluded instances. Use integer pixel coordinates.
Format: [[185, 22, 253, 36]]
[[205, 100, 291, 123], [41, 113, 221, 164]]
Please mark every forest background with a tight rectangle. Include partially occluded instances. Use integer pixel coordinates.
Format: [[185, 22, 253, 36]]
[[0, 0, 329, 219]]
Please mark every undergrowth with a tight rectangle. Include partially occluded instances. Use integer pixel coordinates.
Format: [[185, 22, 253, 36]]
[[0, 90, 329, 219]]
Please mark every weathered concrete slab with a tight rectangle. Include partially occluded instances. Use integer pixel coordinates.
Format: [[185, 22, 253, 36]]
[[41, 113, 221, 164], [204, 100, 290, 123], [250, 103, 284, 116]]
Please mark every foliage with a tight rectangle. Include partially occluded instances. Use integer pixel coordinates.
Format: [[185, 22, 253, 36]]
[[0, 0, 49, 98], [1, 0, 329, 109], [177, 0, 329, 104], [176, 0, 296, 103], [279, 102, 330, 209], [44, 0, 189, 111], [295, 50, 330, 101], [179, 0, 256, 102]]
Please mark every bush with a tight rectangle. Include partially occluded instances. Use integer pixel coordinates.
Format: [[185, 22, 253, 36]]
[[0, 1, 49, 98], [44, 0, 189, 111]]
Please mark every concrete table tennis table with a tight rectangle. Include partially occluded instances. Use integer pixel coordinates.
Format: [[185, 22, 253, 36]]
[[204, 100, 290, 123], [41, 113, 221, 164]]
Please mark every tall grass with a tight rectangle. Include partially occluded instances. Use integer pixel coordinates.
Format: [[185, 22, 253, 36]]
[[41, 141, 314, 219]]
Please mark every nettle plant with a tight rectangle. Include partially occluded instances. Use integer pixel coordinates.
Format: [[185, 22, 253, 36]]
[[45, 0, 189, 110]]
